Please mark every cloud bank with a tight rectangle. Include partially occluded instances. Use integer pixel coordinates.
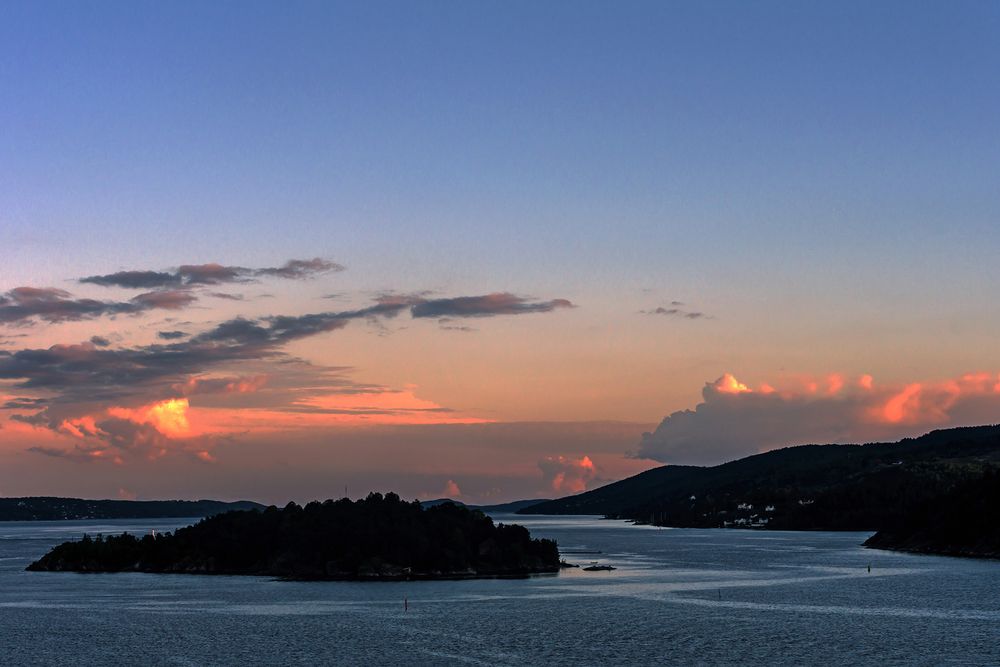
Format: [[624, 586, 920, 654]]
[[79, 258, 343, 289], [641, 301, 710, 320], [411, 293, 575, 318], [638, 372, 1000, 465], [1, 261, 575, 465], [0, 287, 194, 325]]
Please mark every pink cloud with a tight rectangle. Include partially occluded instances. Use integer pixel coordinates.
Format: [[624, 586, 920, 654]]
[[538, 455, 597, 493]]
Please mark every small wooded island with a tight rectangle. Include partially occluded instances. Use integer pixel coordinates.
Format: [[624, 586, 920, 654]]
[[26, 493, 560, 580]]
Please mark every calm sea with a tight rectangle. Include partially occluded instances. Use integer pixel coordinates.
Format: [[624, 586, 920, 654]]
[[1, 514, 997, 666]]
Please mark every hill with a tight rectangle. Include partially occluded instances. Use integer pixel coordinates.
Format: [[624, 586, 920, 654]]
[[419, 498, 467, 509], [420, 499, 551, 513], [473, 499, 552, 513], [27, 492, 560, 579], [0, 497, 264, 521], [520, 425, 1000, 540]]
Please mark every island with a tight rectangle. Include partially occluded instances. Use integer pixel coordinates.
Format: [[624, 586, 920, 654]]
[[26, 492, 561, 579]]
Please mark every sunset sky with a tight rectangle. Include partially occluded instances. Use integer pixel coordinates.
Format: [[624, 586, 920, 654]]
[[2, 2, 999, 503]]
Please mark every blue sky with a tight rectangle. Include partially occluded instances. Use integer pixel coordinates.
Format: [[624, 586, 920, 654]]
[[4, 1, 998, 292], [2, 2, 999, 501]]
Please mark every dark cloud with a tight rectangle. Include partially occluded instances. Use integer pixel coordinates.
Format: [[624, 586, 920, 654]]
[[172, 375, 267, 397], [175, 263, 247, 285], [207, 292, 244, 301], [26, 418, 217, 464], [642, 304, 711, 320], [0, 286, 192, 325], [373, 292, 431, 307], [254, 258, 344, 280], [130, 290, 198, 311], [94, 417, 175, 455], [2, 397, 48, 410], [9, 411, 48, 426], [1, 287, 572, 412], [169, 360, 381, 413], [89, 336, 111, 347], [0, 301, 411, 410], [80, 257, 341, 289], [0, 287, 114, 323], [637, 385, 860, 465], [27, 445, 101, 462], [410, 293, 575, 319], [79, 271, 180, 289]]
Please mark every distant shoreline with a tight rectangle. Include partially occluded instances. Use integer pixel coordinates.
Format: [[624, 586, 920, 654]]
[[0, 497, 264, 522], [863, 531, 1000, 561]]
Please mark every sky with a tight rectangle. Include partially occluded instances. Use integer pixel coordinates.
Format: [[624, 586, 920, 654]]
[[1, 1, 999, 504]]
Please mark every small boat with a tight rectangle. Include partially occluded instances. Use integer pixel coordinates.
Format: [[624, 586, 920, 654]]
[[582, 564, 616, 571]]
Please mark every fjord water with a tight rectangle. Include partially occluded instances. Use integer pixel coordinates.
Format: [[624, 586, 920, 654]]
[[2, 515, 998, 666]]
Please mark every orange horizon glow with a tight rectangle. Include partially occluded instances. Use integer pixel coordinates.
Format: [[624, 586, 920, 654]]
[[9, 365, 1000, 502]]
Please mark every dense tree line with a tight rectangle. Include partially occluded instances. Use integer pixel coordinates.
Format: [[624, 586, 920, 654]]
[[27, 493, 560, 579], [864, 468, 1000, 558]]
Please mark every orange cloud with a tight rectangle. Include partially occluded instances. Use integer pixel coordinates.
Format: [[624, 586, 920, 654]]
[[713, 373, 751, 394], [24, 397, 216, 463], [641, 370, 1000, 465], [539, 455, 596, 493], [880, 383, 923, 424], [10, 378, 488, 470], [108, 398, 191, 437], [57, 415, 100, 439]]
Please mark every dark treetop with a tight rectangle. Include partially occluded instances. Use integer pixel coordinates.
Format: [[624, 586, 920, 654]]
[[26, 492, 560, 579], [520, 425, 1000, 559]]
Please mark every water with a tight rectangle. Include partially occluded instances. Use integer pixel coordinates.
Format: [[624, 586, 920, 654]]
[[1, 515, 998, 665]]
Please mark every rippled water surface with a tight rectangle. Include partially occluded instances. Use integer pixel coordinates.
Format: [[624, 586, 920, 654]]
[[1, 514, 998, 665]]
